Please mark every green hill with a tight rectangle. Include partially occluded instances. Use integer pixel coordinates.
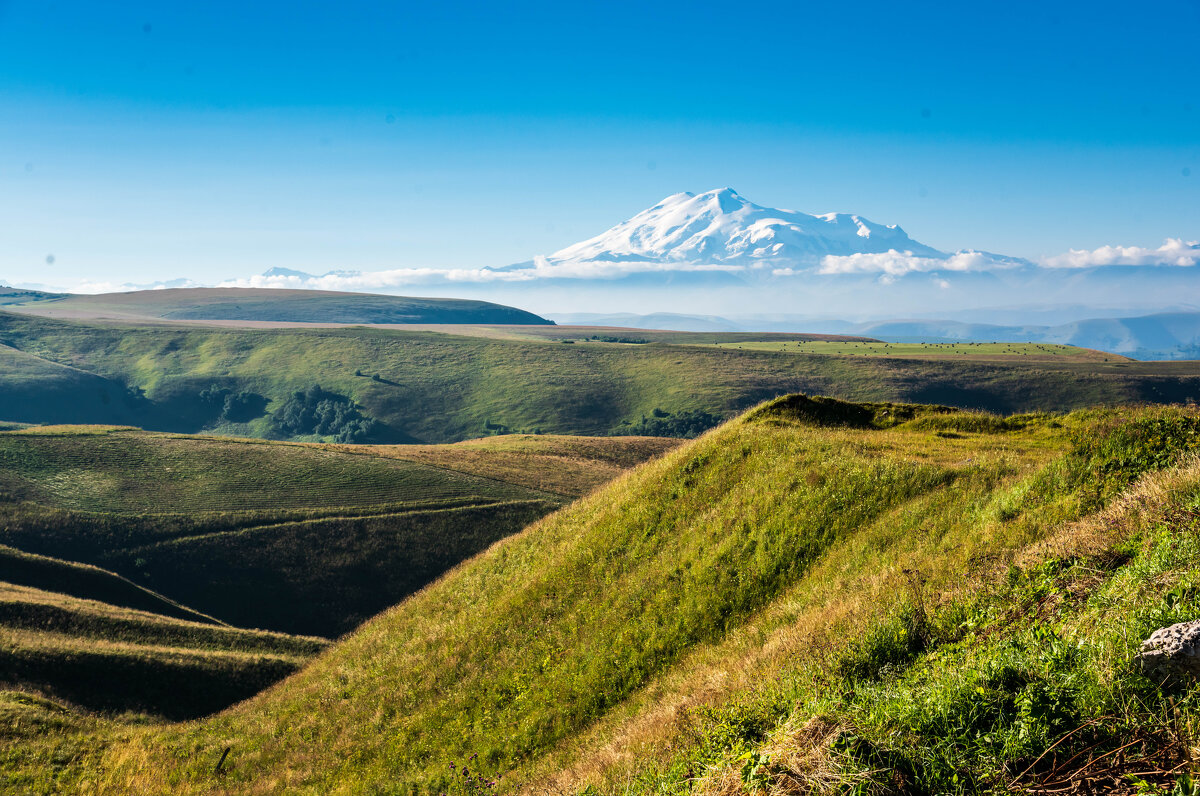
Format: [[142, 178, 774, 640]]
[[0, 311, 1197, 444], [16, 396, 1199, 794], [5, 287, 553, 325]]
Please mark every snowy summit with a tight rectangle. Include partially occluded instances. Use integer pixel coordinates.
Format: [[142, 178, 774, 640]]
[[545, 188, 944, 268]]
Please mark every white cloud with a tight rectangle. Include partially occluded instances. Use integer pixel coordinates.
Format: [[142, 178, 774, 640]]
[[218, 267, 532, 291], [817, 249, 999, 277], [216, 259, 746, 290], [1042, 238, 1200, 269]]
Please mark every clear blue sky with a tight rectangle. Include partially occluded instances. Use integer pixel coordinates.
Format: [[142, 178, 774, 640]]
[[1, 0, 1197, 288]]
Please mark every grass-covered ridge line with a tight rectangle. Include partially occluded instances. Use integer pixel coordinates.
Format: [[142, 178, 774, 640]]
[[7, 287, 554, 325], [23, 399, 1179, 794], [1, 310, 1199, 442]]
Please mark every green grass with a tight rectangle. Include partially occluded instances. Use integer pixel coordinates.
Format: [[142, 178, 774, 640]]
[[14, 399, 1187, 795], [8, 287, 553, 325], [0, 545, 217, 624], [0, 580, 328, 720], [1, 310, 1198, 444], [707, 339, 1102, 359], [0, 427, 574, 637], [0, 427, 665, 733], [5, 397, 1200, 793], [329, 434, 682, 497], [0, 427, 664, 638], [0, 427, 545, 513]]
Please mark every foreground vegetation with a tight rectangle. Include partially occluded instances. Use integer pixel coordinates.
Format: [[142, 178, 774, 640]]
[[1, 311, 1198, 443], [5, 396, 1197, 794]]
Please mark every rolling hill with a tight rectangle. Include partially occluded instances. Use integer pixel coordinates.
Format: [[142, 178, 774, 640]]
[[14, 396, 1200, 794], [3, 287, 553, 325], [0, 311, 1197, 445]]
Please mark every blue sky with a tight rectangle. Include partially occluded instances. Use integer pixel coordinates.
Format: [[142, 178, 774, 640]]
[[1, 0, 1197, 289]]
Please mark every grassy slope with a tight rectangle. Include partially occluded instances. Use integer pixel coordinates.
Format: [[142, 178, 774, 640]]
[[0, 428, 668, 639], [0, 581, 328, 720], [707, 339, 1107, 360], [0, 427, 564, 636], [34, 399, 1187, 795], [328, 434, 684, 497], [0, 545, 218, 624], [0, 399, 1195, 793], [0, 346, 145, 427], [1, 311, 1198, 443], [8, 287, 553, 325], [0, 429, 665, 731]]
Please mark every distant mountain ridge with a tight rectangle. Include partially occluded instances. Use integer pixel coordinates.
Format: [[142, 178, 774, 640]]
[[549, 310, 1200, 360]]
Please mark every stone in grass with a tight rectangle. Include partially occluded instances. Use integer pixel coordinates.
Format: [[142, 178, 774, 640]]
[[1137, 619, 1200, 684]]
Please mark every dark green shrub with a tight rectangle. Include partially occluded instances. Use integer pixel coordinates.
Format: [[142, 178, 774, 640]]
[[267, 385, 380, 443]]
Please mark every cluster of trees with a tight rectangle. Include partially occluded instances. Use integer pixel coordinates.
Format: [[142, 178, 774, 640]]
[[266, 385, 379, 443], [620, 407, 724, 439], [198, 386, 268, 423]]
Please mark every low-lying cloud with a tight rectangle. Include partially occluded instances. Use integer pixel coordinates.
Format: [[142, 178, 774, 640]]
[[216, 258, 746, 290], [1041, 238, 1199, 269], [816, 250, 1002, 277]]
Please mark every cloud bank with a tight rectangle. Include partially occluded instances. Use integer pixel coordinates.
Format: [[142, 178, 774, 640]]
[[816, 250, 1008, 277], [215, 258, 746, 291], [1041, 238, 1199, 269]]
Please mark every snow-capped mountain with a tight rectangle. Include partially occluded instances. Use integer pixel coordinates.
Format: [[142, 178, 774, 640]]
[[544, 187, 945, 268]]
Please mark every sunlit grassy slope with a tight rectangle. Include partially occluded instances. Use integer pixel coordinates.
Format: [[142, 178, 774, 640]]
[[2, 311, 1198, 442], [328, 434, 683, 496], [707, 339, 1102, 360], [31, 397, 1194, 795]]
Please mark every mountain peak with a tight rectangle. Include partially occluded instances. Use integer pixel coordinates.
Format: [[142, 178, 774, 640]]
[[547, 189, 943, 267]]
